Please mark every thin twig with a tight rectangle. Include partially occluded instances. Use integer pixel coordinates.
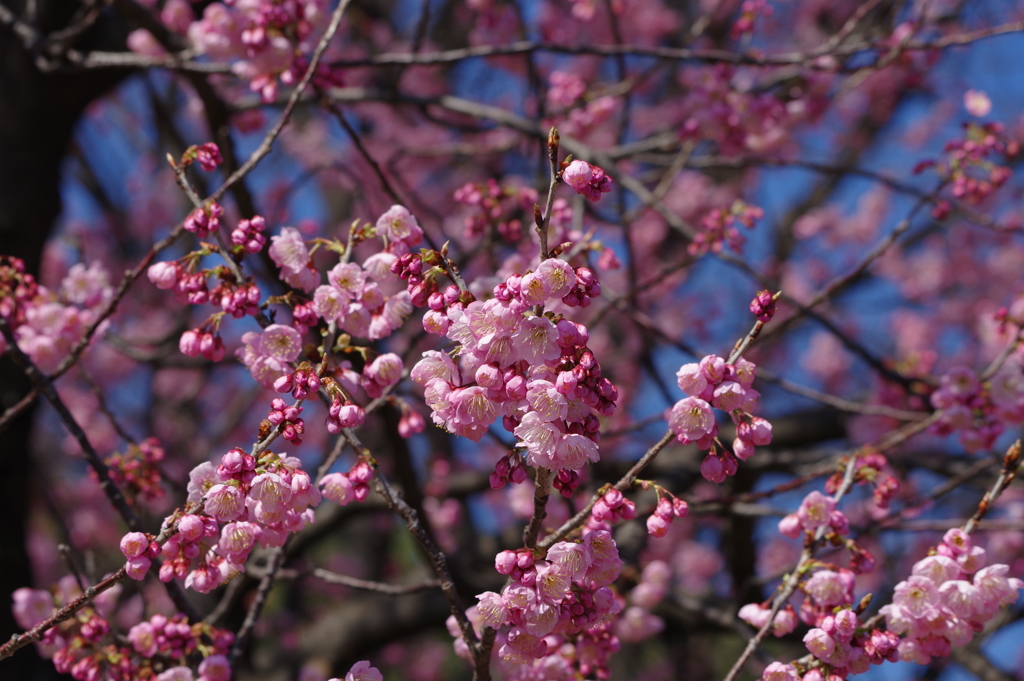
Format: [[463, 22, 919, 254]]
[[0, 317, 199, 621], [311, 569, 441, 595], [523, 468, 552, 548], [0, 568, 127, 661], [538, 430, 675, 549]]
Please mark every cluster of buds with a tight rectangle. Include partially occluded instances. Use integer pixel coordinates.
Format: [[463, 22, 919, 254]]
[[396, 402, 426, 438], [175, 270, 209, 305], [320, 459, 374, 505], [749, 289, 776, 322], [266, 398, 305, 445], [178, 327, 226, 362], [917, 122, 1018, 211], [102, 437, 166, 503], [688, 200, 764, 256], [489, 451, 528, 489], [274, 364, 322, 399], [560, 266, 601, 308], [181, 142, 223, 173], [552, 468, 581, 498], [487, 450, 528, 489], [391, 252, 435, 307], [211, 280, 261, 318], [561, 160, 614, 202], [824, 450, 900, 511], [453, 178, 538, 241], [944, 122, 1017, 204], [644, 491, 689, 538], [230, 215, 268, 253], [291, 299, 319, 334], [928, 364, 1024, 453], [588, 488, 637, 532], [0, 256, 40, 331], [183, 202, 224, 239], [324, 390, 366, 434]]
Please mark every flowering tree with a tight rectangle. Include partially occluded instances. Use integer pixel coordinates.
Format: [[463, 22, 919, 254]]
[[2, 0, 1024, 680]]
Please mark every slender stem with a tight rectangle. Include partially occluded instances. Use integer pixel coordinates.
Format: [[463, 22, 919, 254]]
[[0, 568, 128, 661], [534, 127, 561, 262], [0, 317, 199, 621], [538, 430, 675, 549], [311, 569, 441, 595], [721, 452, 860, 681], [523, 468, 552, 548], [229, 541, 288, 667]]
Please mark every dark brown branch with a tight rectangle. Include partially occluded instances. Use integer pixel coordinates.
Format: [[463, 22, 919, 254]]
[[0, 568, 127, 661]]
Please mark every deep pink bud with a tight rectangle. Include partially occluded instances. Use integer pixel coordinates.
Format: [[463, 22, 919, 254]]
[[749, 290, 775, 322], [495, 550, 518, 574]]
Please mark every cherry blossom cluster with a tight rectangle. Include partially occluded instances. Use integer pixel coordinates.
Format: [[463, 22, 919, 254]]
[[102, 437, 167, 504], [688, 200, 764, 256], [410, 258, 617, 475], [765, 567, 886, 681], [13, 583, 233, 681], [667, 354, 772, 482], [738, 602, 799, 638], [0, 256, 113, 372], [171, 0, 339, 102], [929, 363, 1024, 453], [561, 160, 614, 202], [934, 122, 1017, 206], [679, 63, 829, 156], [467, 530, 623, 677], [759, 528, 1023, 681], [454, 179, 539, 241], [546, 79, 617, 140], [879, 529, 1023, 667], [778, 491, 849, 541], [118, 447, 325, 593], [822, 450, 900, 512], [263, 219, 415, 338]]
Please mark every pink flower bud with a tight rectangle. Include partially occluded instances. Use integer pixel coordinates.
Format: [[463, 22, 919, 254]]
[[700, 454, 726, 483], [750, 290, 775, 322], [126, 556, 152, 580], [646, 513, 671, 537], [147, 262, 179, 289], [778, 513, 802, 538], [177, 515, 204, 542], [120, 532, 149, 559], [495, 550, 518, 574]]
